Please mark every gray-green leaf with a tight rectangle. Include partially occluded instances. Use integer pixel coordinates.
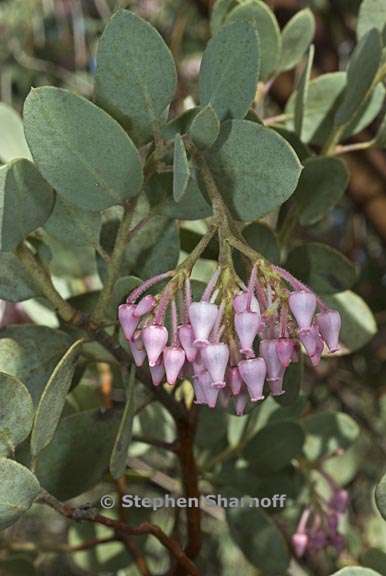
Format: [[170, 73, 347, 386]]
[[0, 159, 54, 252], [0, 373, 34, 457], [0, 252, 40, 302], [302, 411, 360, 460], [286, 242, 357, 294], [294, 156, 349, 225], [279, 8, 315, 72], [375, 474, 386, 521], [0, 458, 40, 530], [110, 365, 136, 479], [294, 45, 314, 137], [33, 408, 121, 500], [0, 326, 73, 405], [206, 119, 302, 221], [31, 339, 84, 457], [199, 20, 260, 120], [357, 0, 386, 40], [226, 507, 290, 575], [173, 134, 190, 202], [23, 87, 143, 211], [0, 104, 32, 163], [95, 9, 177, 145], [375, 113, 386, 148], [335, 29, 382, 126], [44, 196, 101, 247], [189, 105, 220, 149], [331, 568, 383, 576], [227, 0, 281, 80]]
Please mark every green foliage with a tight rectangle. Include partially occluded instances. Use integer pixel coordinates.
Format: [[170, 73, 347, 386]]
[[173, 134, 190, 202], [293, 156, 349, 225], [227, 0, 281, 81], [199, 20, 260, 120], [31, 339, 84, 457], [302, 411, 360, 460], [33, 408, 122, 500], [331, 569, 383, 576], [44, 196, 101, 247], [335, 29, 382, 126], [242, 222, 280, 264], [226, 507, 290, 574], [279, 9, 315, 72], [207, 119, 302, 220], [357, 0, 386, 39], [189, 105, 220, 149], [95, 10, 177, 144], [0, 458, 40, 530], [0, 326, 73, 404], [0, 373, 34, 457], [286, 242, 357, 294], [110, 365, 136, 479], [375, 474, 386, 521], [24, 87, 143, 210], [0, 159, 54, 252], [0, 103, 31, 163], [294, 45, 314, 137], [0, 252, 40, 302]]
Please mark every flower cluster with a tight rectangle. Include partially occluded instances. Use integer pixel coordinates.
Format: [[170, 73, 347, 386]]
[[292, 477, 349, 557], [118, 263, 341, 415]]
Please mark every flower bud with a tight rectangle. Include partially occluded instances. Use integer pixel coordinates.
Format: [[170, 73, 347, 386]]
[[233, 292, 260, 314], [201, 343, 229, 388], [188, 302, 218, 347], [192, 378, 208, 405], [316, 310, 341, 352], [128, 335, 146, 367], [292, 532, 308, 558], [234, 311, 260, 356], [238, 357, 266, 401], [299, 326, 323, 365], [150, 361, 165, 386], [118, 304, 139, 341], [142, 324, 168, 367], [268, 378, 285, 397], [289, 290, 317, 330], [234, 391, 249, 416], [198, 371, 220, 408], [163, 346, 185, 386], [329, 489, 349, 514], [178, 324, 198, 362], [133, 294, 156, 318]]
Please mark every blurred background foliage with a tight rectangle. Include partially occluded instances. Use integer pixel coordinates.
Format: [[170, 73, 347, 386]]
[[0, 0, 386, 575]]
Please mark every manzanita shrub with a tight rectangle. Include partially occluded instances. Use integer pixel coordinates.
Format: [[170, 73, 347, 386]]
[[0, 1, 386, 575]]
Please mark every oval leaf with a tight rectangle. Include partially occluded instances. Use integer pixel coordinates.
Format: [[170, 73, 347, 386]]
[[0, 458, 40, 530], [0, 373, 34, 457], [331, 569, 383, 576], [34, 408, 122, 500], [279, 9, 315, 72], [0, 252, 40, 302], [31, 339, 84, 457], [189, 105, 220, 149], [286, 242, 357, 294], [302, 411, 360, 460], [335, 29, 382, 126], [294, 156, 349, 225], [294, 45, 314, 137], [207, 119, 302, 221], [227, 0, 281, 80], [0, 326, 73, 405], [226, 507, 290, 575], [110, 365, 136, 479], [0, 159, 54, 252], [173, 134, 190, 202], [199, 20, 260, 121], [242, 222, 280, 264], [375, 474, 386, 521], [243, 421, 305, 473], [0, 104, 32, 163], [357, 0, 386, 39], [44, 196, 101, 247], [24, 87, 143, 211], [95, 9, 177, 145]]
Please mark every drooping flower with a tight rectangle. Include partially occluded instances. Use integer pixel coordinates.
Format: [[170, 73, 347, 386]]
[[238, 357, 266, 401], [316, 310, 341, 352], [163, 346, 185, 385], [201, 342, 230, 388], [142, 324, 168, 367], [288, 290, 317, 330]]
